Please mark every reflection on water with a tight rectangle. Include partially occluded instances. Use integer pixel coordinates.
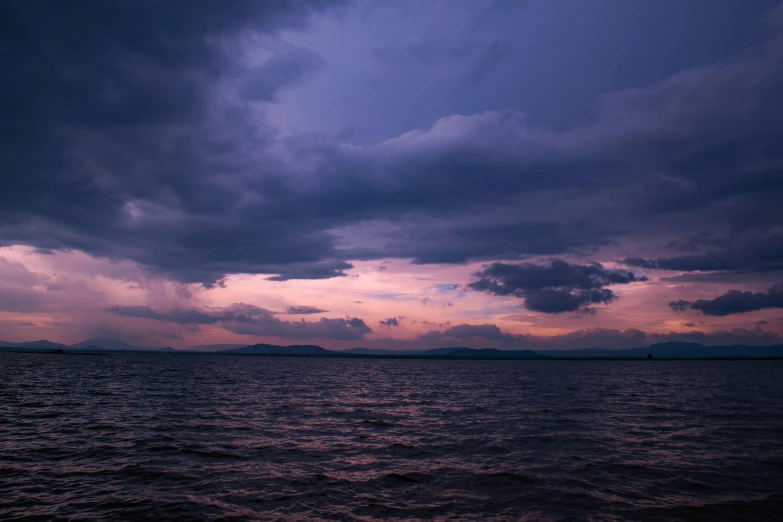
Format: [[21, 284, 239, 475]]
[[1, 354, 782, 521]]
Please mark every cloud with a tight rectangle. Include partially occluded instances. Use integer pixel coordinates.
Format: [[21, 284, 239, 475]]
[[379, 316, 404, 327], [359, 219, 618, 266], [157, 331, 184, 341], [669, 300, 692, 313], [623, 229, 783, 275], [285, 305, 329, 315], [432, 283, 459, 293], [372, 36, 478, 67], [265, 261, 353, 282], [0, 258, 49, 312], [105, 303, 372, 340], [468, 259, 646, 313], [768, 2, 783, 30], [105, 305, 247, 325], [412, 323, 783, 350], [466, 39, 513, 83], [0, 0, 781, 293], [240, 45, 324, 102], [0, 0, 348, 287], [669, 283, 783, 316], [0, 286, 44, 313], [226, 315, 372, 341], [419, 323, 520, 343], [545, 326, 783, 350]]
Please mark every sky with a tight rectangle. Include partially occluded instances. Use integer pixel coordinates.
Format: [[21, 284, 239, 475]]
[[1, 0, 783, 350]]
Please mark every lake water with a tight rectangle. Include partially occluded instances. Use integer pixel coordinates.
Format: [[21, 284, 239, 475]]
[[1, 353, 782, 521]]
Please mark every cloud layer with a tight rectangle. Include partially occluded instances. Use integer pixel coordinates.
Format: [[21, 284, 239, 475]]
[[1, 2, 782, 348], [1, 2, 782, 289], [106, 304, 372, 341], [413, 323, 782, 351]]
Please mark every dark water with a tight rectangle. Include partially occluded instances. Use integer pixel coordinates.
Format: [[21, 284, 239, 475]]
[[1, 354, 782, 521]]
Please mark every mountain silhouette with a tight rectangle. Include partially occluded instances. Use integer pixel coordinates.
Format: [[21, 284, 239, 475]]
[[2, 338, 782, 358], [0, 340, 70, 349], [189, 343, 248, 352], [222, 344, 329, 355], [71, 337, 134, 351]]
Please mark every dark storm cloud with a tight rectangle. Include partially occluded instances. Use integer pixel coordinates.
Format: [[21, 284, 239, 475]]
[[372, 37, 478, 67], [669, 283, 783, 316], [357, 219, 618, 265], [265, 262, 353, 282], [347, 22, 783, 267], [1, 1, 782, 287], [0, 0, 347, 286], [285, 306, 329, 315], [0, 0, 338, 149], [241, 46, 324, 102], [105, 303, 372, 340], [467, 260, 646, 314], [521, 288, 615, 315], [466, 40, 514, 84]]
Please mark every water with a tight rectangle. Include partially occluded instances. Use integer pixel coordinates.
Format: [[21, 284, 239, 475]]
[[1, 353, 782, 521]]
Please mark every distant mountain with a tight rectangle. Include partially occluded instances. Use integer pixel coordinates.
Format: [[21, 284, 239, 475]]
[[70, 338, 177, 351], [190, 343, 249, 352], [344, 343, 783, 359], [221, 343, 329, 355], [437, 348, 544, 358], [3, 337, 782, 359], [0, 340, 70, 350], [71, 337, 134, 351], [223, 343, 783, 358], [76, 345, 103, 351], [420, 346, 474, 355], [26, 340, 69, 348], [344, 348, 401, 355], [538, 346, 616, 357], [345, 347, 544, 358]]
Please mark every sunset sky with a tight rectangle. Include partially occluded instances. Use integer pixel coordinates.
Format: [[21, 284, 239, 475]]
[[1, 0, 782, 350]]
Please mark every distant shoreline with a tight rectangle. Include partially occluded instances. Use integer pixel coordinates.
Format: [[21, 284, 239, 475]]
[[3, 348, 783, 361]]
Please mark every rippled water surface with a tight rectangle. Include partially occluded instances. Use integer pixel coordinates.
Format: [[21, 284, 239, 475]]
[[1, 353, 783, 521]]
